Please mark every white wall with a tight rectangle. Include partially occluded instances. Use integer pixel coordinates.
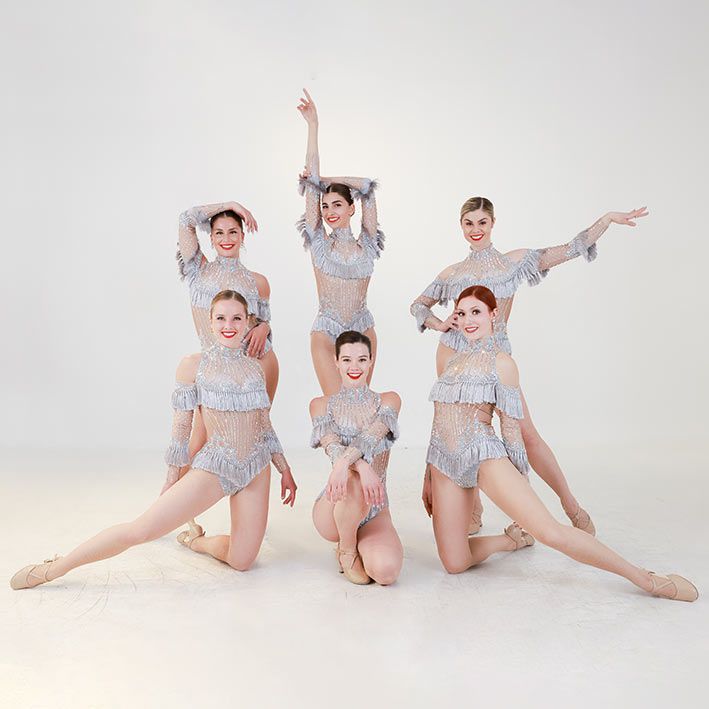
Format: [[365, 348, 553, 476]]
[[2, 0, 707, 450]]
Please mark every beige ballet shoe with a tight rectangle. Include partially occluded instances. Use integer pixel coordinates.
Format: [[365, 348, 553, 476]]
[[648, 572, 699, 602], [504, 523, 535, 550], [564, 503, 596, 536], [176, 523, 205, 550], [10, 555, 60, 590], [335, 544, 371, 585]]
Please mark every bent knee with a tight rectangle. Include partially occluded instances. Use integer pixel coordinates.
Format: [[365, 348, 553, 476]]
[[227, 549, 259, 572], [366, 558, 402, 586], [440, 553, 472, 575]]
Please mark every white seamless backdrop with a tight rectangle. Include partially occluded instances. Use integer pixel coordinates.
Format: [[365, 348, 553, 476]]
[[2, 0, 708, 451]]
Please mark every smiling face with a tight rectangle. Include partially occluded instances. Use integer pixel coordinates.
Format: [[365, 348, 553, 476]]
[[461, 208, 495, 249], [210, 215, 244, 258], [210, 298, 249, 347], [455, 295, 497, 342], [321, 192, 355, 231], [335, 342, 372, 387]]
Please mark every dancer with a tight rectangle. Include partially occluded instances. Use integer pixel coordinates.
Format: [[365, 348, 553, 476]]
[[178, 201, 279, 400], [413, 196, 649, 534], [297, 89, 384, 395], [423, 285, 696, 602], [310, 331, 403, 585], [10, 291, 297, 590]]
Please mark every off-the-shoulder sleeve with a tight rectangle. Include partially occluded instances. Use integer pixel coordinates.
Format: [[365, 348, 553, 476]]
[[164, 382, 198, 467], [340, 406, 400, 465], [310, 412, 346, 464]]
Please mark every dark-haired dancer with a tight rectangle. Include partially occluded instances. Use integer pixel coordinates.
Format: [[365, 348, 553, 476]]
[[297, 89, 385, 395], [413, 196, 648, 534], [177, 201, 279, 400], [10, 291, 297, 590], [310, 331, 403, 585], [426, 285, 696, 602]]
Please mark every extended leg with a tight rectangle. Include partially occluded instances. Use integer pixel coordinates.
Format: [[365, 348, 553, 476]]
[[310, 332, 342, 396]]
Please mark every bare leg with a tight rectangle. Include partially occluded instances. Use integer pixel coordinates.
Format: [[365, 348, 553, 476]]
[[519, 392, 575, 510], [46, 469, 225, 581], [260, 350, 280, 402], [333, 470, 369, 551], [477, 459, 654, 592], [430, 466, 516, 574], [311, 332, 342, 396], [357, 510, 403, 585], [179, 408, 209, 534], [186, 466, 271, 571]]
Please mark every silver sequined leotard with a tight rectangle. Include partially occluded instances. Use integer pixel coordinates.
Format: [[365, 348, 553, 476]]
[[297, 175, 385, 341], [426, 337, 528, 487], [410, 217, 610, 353], [177, 206, 272, 352], [165, 343, 288, 495], [310, 386, 399, 526]]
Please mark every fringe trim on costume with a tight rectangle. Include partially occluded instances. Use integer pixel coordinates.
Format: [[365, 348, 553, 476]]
[[495, 384, 524, 419], [263, 429, 284, 456], [256, 299, 271, 323], [164, 440, 191, 467], [410, 302, 432, 333], [504, 442, 530, 475], [176, 249, 203, 283], [422, 250, 547, 304], [426, 436, 507, 488], [429, 379, 497, 405], [348, 407, 399, 463], [198, 386, 270, 412], [192, 443, 271, 496], [297, 175, 326, 196], [568, 231, 598, 263], [439, 327, 513, 355], [172, 384, 198, 411], [310, 310, 375, 339], [310, 414, 335, 448]]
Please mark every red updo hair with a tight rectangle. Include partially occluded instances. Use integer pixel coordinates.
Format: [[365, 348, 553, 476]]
[[455, 285, 497, 312]]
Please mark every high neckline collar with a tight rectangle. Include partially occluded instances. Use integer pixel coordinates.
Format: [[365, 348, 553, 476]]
[[215, 255, 244, 269], [467, 243, 498, 259], [331, 226, 356, 242], [208, 340, 246, 356], [334, 383, 373, 400]]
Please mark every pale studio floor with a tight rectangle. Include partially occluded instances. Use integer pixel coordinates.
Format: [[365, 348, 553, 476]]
[[1, 444, 707, 709]]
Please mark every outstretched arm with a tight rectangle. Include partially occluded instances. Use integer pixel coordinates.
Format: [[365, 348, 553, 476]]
[[534, 208, 648, 272], [297, 89, 322, 238]]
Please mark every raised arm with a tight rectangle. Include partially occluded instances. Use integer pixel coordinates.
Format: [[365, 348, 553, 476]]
[[494, 353, 529, 476], [533, 208, 648, 273], [177, 201, 258, 276], [297, 89, 323, 241], [162, 354, 200, 493]]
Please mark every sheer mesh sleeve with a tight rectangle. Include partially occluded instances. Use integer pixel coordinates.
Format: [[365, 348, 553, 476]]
[[536, 215, 611, 272], [356, 179, 385, 256], [495, 400, 529, 476], [310, 413, 346, 464], [177, 203, 232, 280], [164, 382, 197, 467], [410, 292, 443, 332], [341, 406, 400, 465], [259, 409, 290, 474]]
